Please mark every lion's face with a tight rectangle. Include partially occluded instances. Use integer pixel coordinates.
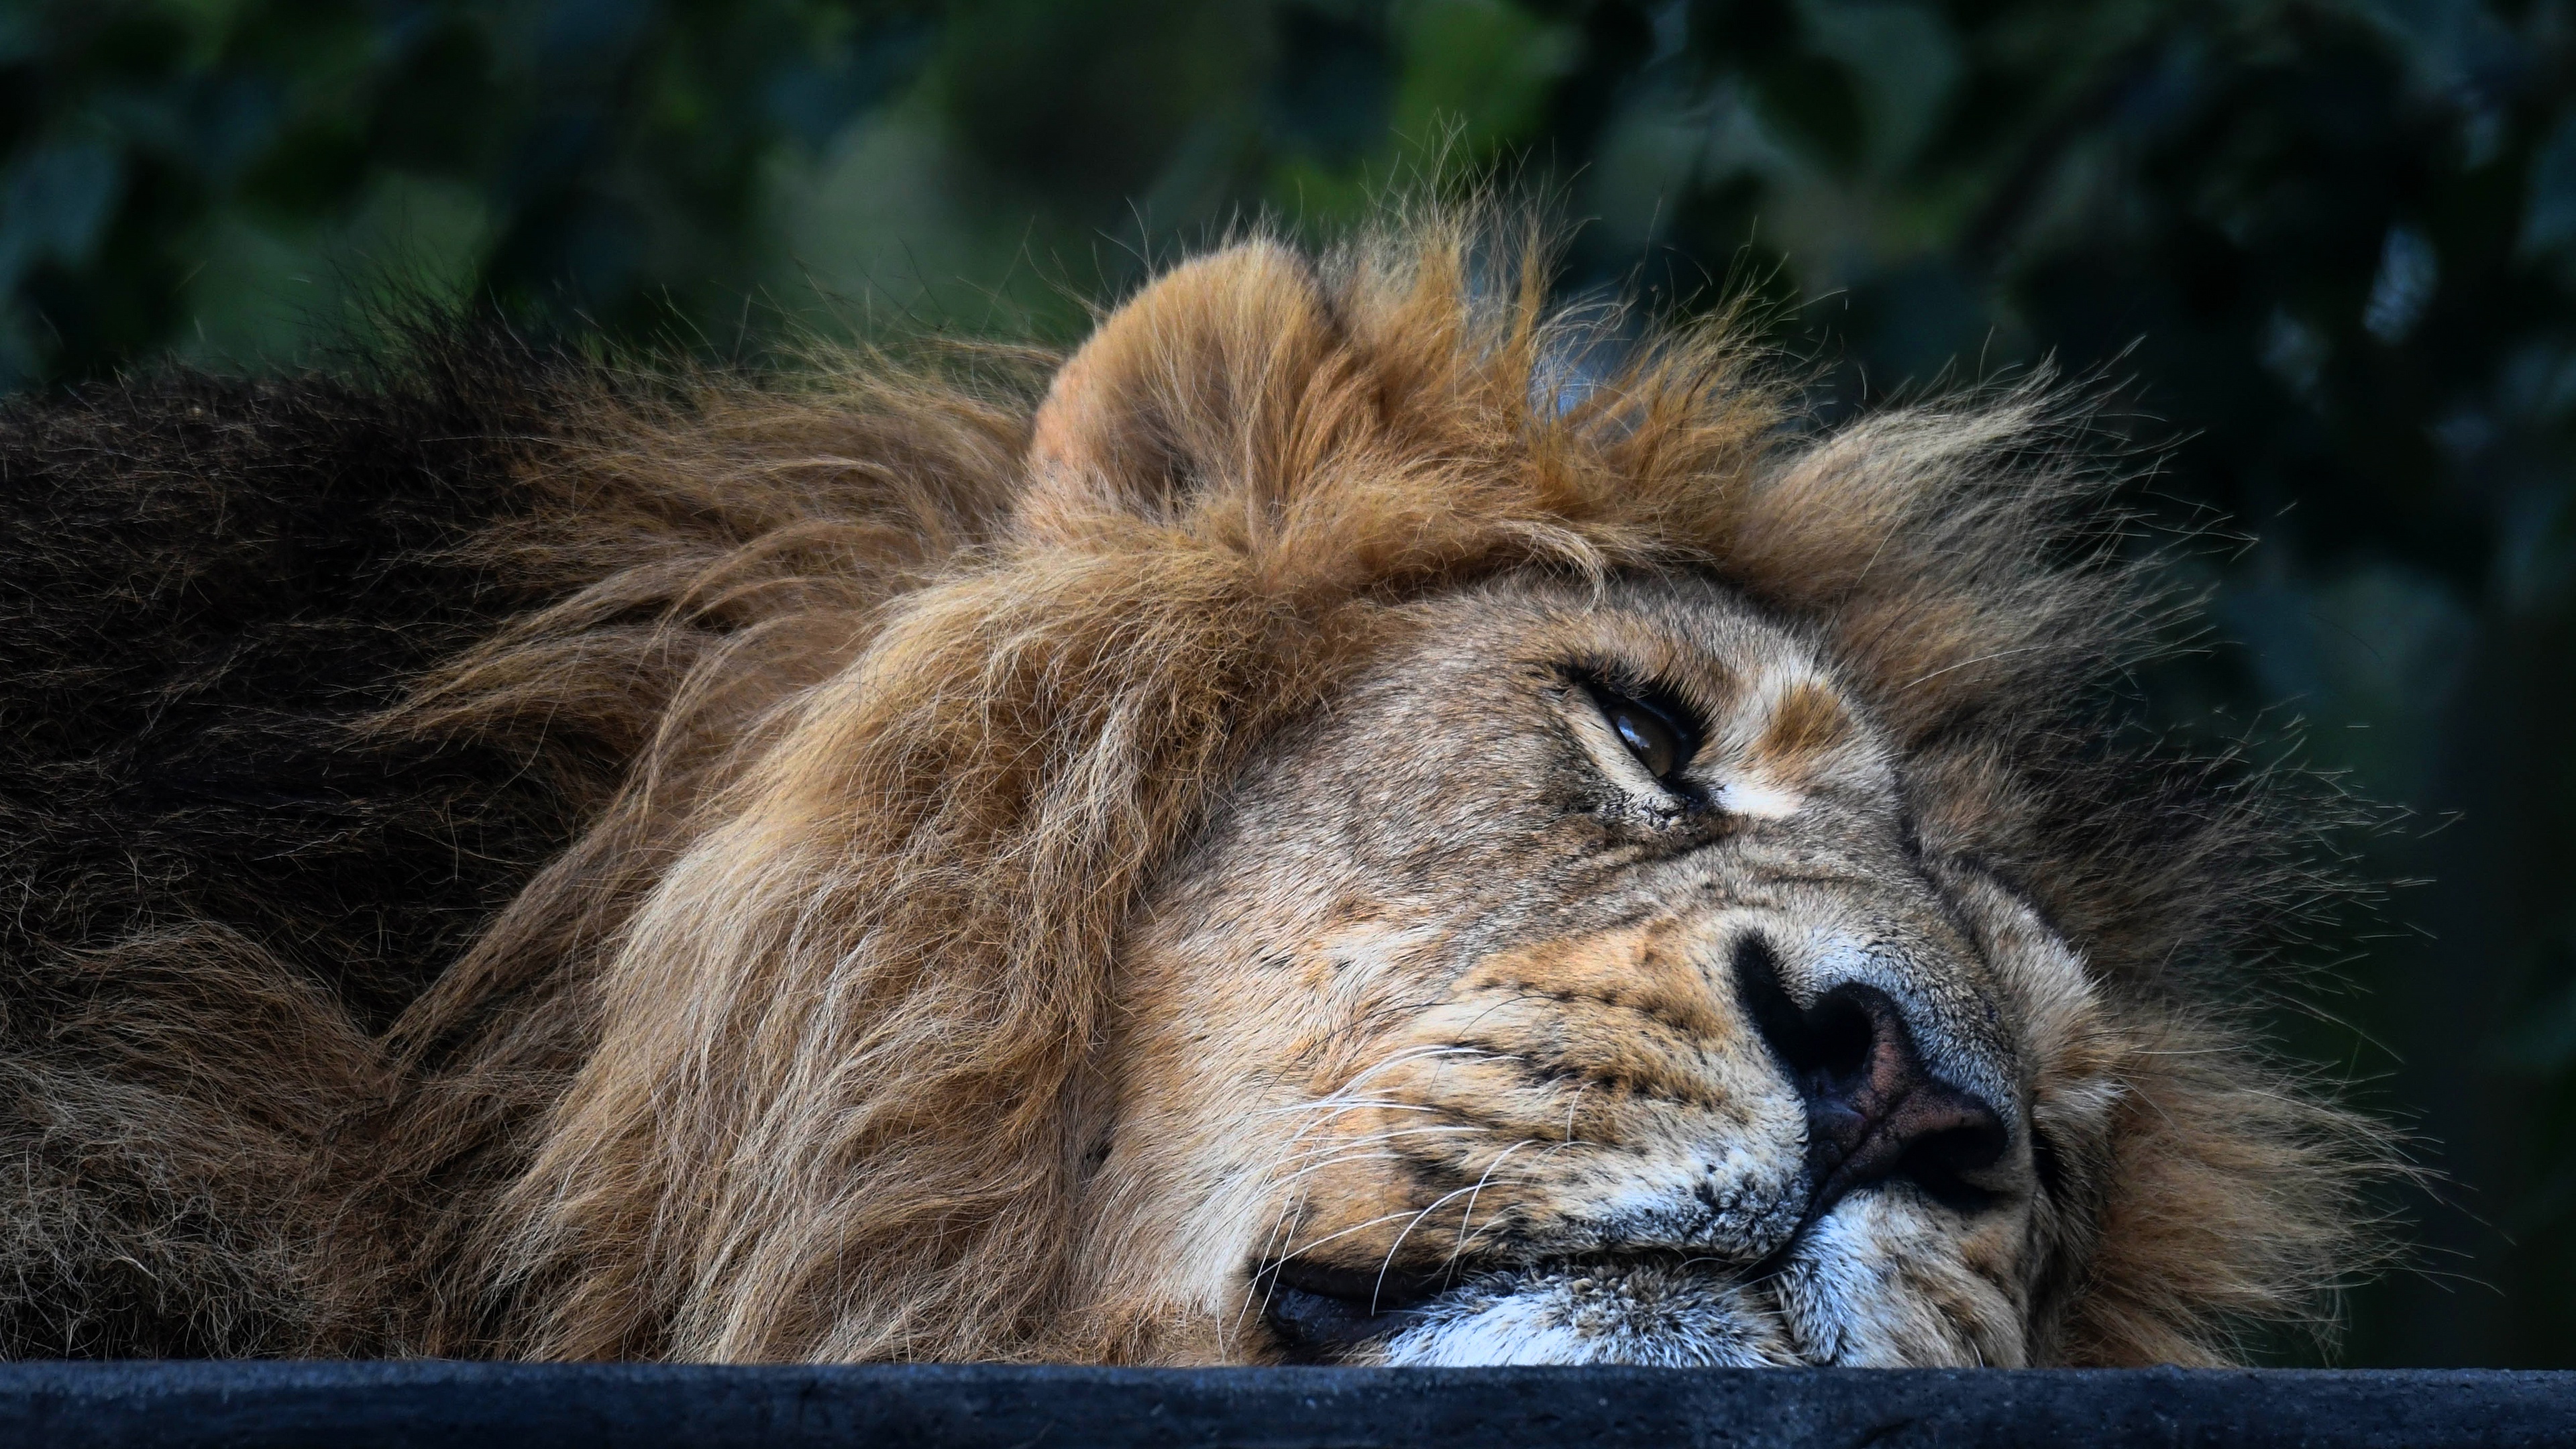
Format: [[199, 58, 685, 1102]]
[[470, 228, 2369, 1366], [1075, 575, 2118, 1366]]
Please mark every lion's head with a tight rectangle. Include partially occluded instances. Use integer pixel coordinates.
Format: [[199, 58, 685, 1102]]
[[1082, 569, 2105, 1368], [345, 215, 2379, 1367]]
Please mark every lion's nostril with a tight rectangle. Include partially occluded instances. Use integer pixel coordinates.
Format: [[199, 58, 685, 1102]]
[[1902, 1119, 2010, 1203], [1804, 991, 1876, 1086], [1731, 933, 2010, 1219]]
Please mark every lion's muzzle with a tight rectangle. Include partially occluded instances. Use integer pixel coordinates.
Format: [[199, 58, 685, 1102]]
[[1248, 910, 2028, 1367]]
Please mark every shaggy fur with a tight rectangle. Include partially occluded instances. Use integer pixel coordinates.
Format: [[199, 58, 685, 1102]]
[[0, 211, 2377, 1363]]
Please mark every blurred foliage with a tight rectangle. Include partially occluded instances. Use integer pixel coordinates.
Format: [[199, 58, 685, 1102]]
[[5, 0, 2576, 1366], [0, 0, 935, 374]]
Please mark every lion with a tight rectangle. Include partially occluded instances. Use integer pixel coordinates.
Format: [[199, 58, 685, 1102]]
[[0, 211, 2380, 1366]]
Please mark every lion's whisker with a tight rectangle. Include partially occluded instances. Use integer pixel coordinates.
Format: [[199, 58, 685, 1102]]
[[1269, 1207, 1442, 1268], [1446, 1138, 1541, 1267], [1371, 1185, 1485, 1313]]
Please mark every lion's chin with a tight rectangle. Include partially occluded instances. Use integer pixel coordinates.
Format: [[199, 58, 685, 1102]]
[[1320, 1260, 1807, 1368]]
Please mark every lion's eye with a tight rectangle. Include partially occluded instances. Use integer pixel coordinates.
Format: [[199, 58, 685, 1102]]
[[1587, 683, 1695, 781]]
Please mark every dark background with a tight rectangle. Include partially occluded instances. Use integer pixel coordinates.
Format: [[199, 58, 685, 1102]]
[[3, 0, 2570, 1368]]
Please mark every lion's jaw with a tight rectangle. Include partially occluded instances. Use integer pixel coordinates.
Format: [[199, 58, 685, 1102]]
[[1071, 576, 2119, 1368]]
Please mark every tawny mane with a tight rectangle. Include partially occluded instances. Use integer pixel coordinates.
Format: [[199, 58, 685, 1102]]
[[1, 210, 2379, 1364]]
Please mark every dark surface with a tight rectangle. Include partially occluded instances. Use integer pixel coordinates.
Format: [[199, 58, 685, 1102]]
[[0, 1363, 2571, 1449]]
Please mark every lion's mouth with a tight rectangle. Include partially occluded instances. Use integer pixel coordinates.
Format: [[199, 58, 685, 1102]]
[[1257, 1258, 1452, 1358], [1256, 1254, 1805, 1366]]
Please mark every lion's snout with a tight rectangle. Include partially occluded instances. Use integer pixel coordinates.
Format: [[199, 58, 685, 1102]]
[[1730, 930, 2012, 1224], [1222, 903, 2034, 1366]]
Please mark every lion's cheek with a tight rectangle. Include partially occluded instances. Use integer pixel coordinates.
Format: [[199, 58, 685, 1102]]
[[1053, 1133, 1293, 1363], [1062, 965, 1388, 1361]]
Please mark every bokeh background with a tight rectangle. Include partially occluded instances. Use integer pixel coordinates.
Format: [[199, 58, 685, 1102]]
[[4, 0, 2572, 1366]]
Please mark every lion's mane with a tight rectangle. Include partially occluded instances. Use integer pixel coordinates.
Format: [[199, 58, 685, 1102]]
[[0, 213, 2379, 1363]]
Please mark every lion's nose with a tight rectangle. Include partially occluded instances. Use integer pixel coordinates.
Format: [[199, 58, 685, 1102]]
[[1733, 936, 2009, 1220]]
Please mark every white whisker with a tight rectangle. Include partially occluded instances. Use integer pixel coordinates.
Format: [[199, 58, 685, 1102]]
[[1448, 1138, 1541, 1266]]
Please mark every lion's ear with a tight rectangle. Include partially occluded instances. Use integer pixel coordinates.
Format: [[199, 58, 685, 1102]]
[[1019, 239, 1352, 542]]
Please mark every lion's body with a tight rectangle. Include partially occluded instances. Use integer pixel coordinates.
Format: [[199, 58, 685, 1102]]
[[0, 218, 2375, 1364], [0, 354, 579, 1354]]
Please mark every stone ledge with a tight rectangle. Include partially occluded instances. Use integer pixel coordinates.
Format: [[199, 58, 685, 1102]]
[[4, 1362, 2572, 1448]]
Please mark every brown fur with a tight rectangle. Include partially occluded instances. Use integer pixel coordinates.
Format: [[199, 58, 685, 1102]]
[[1, 209, 2382, 1363]]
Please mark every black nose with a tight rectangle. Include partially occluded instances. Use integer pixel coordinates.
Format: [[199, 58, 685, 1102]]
[[1733, 935, 2010, 1218]]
